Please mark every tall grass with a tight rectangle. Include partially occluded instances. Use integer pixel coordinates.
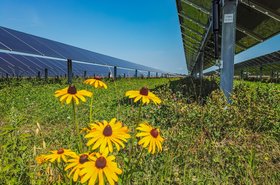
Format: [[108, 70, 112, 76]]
[[0, 77, 279, 184]]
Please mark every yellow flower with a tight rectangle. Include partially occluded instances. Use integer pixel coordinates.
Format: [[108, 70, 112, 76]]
[[44, 148, 75, 163], [125, 87, 161, 105], [54, 85, 92, 105], [65, 153, 94, 182], [80, 149, 122, 185], [85, 118, 130, 153], [35, 154, 47, 165], [136, 122, 164, 154], [84, 77, 108, 89]]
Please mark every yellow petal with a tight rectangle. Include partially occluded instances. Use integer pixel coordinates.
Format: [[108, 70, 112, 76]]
[[98, 170, 104, 185], [66, 95, 73, 104]]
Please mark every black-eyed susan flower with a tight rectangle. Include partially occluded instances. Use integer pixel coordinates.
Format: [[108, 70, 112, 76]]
[[84, 77, 108, 89], [35, 154, 47, 165], [65, 153, 94, 182], [44, 148, 75, 163], [125, 87, 161, 105], [54, 85, 92, 105], [136, 122, 164, 154], [85, 118, 130, 153], [80, 149, 122, 185]]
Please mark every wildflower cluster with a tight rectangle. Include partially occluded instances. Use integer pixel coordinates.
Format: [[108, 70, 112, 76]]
[[36, 77, 164, 184]]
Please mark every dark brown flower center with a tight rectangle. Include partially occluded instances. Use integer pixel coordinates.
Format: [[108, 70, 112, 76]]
[[95, 157, 107, 169], [94, 76, 102, 80], [67, 85, 77, 94], [57, 148, 64, 154], [103, 125, 112, 136], [150, 129, 159, 138], [79, 154, 89, 164], [140, 87, 149, 96]]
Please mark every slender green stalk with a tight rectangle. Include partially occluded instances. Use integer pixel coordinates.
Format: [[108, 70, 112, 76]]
[[137, 103, 142, 123], [89, 89, 94, 123], [72, 101, 82, 152], [127, 103, 143, 181], [126, 147, 145, 182]]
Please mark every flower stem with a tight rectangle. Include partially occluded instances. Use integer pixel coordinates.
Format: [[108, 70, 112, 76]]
[[137, 103, 142, 123], [127, 103, 143, 182], [72, 101, 82, 152], [89, 89, 94, 123]]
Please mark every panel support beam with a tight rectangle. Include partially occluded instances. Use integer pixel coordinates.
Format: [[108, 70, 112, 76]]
[[181, 0, 210, 15], [182, 33, 201, 43], [191, 20, 213, 75], [220, 0, 238, 102], [181, 25, 204, 37], [239, 0, 280, 22], [179, 14, 207, 29], [236, 24, 263, 42]]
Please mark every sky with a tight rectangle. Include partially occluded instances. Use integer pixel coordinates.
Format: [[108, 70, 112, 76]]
[[1, 1, 279, 75], [0, 0, 187, 74]]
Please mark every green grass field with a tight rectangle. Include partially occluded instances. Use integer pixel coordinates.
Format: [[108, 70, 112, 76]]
[[0, 77, 279, 184]]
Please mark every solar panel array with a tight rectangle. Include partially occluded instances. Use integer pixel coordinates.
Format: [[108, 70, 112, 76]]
[[204, 50, 280, 77], [176, 0, 280, 73], [234, 50, 280, 76], [0, 52, 158, 78], [0, 26, 163, 77]]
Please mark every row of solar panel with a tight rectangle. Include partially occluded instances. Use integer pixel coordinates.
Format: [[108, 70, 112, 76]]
[[0, 52, 160, 77], [0, 26, 163, 73], [177, 0, 280, 72]]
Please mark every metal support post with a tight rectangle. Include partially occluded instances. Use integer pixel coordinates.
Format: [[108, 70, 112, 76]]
[[240, 69, 243, 79], [67, 59, 73, 84], [199, 51, 204, 79], [113, 66, 117, 80], [123, 73, 126, 78], [194, 64, 199, 78], [220, 0, 238, 102], [44, 68, 48, 81], [6, 73, 8, 79], [38, 71, 41, 79], [108, 72, 111, 78], [83, 71, 87, 79], [156, 72, 158, 78], [270, 70, 274, 80], [135, 69, 138, 78], [260, 66, 263, 80], [148, 71, 151, 78]]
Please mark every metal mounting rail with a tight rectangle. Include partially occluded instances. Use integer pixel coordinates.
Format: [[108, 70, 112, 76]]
[[239, 0, 280, 22]]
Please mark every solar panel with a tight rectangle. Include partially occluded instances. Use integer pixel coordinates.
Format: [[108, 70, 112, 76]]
[[234, 51, 280, 75], [0, 52, 159, 78], [0, 26, 163, 74], [176, 0, 280, 72]]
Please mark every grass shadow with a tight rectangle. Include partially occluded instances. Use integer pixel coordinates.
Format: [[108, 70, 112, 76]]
[[154, 76, 219, 104]]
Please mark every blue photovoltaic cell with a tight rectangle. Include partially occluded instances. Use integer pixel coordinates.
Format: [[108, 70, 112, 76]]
[[0, 52, 136, 77], [0, 53, 37, 76], [0, 27, 41, 56], [0, 26, 164, 74]]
